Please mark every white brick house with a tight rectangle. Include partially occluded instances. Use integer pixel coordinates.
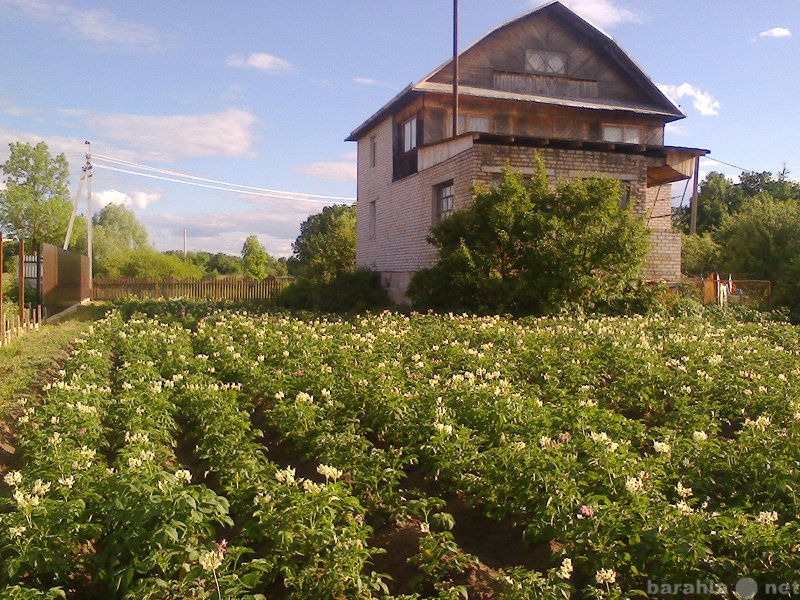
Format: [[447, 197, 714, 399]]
[[346, 1, 707, 302]]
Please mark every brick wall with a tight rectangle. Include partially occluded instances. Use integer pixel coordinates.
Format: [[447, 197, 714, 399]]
[[355, 119, 682, 300], [640, 229, 681, 281]]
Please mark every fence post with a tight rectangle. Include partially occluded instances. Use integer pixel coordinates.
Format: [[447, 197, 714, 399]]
[[0, 232, 4, 345], [18, 239, 24, 335]]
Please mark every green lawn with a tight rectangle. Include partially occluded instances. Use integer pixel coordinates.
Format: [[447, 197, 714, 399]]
[[0, 304, 105, 406]]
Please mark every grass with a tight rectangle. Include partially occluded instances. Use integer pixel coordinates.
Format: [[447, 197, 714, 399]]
[[0, 303, 106, 407]]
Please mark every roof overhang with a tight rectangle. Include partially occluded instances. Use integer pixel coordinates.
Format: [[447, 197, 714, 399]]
[[416, 132, 708, 185], [346, 78, 686, 143], [346, 84, 417, 142], [647, 146, 709, 186]]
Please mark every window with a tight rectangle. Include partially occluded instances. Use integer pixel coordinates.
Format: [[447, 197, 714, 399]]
[[449, 114, 492, 136], [434, 181, 455, 223], [402, 117, 417, 152], [369, 200, 376, 236], [369, 136, 377, 168], [603, 125, 642, 144], [526, 50, 568, 75]]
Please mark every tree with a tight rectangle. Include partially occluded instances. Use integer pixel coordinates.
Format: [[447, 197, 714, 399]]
[[241, 234, 286, 278], [291, 204, 356, 283], [406, 162, 650, 315], [680, 232, 721, 276], [715, 194, 800, 295], [241, 235, 269, 279], [674, 172, 742, 234], [675, 169, 800, 236], [116, 248, 205, 279], [208, 252, 242, 276], [92, 203, 150, 277], [0, 141, 74, 247]]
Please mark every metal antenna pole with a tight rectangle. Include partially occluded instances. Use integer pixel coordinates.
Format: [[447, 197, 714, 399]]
[[452, 0, 459, 137]]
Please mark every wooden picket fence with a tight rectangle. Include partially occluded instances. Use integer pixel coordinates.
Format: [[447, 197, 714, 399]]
[[1, 305, 44, 348], [92, 276, 292, 302]]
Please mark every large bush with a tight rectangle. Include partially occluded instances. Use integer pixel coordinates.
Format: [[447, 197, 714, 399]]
[[276, 270, 391, 313], [407, 161, 650, 315]]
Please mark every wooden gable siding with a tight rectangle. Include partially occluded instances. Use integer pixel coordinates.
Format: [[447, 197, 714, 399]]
[[493, 71, 599, 100], [416, 94, 664, 147], [428, 10, 654, 110]]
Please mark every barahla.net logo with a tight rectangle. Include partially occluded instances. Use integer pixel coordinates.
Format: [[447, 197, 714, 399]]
[[647, 576, 799, 597]]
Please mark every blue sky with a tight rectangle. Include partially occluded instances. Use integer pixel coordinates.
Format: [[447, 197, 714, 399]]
[[1, 0, 798, 257]]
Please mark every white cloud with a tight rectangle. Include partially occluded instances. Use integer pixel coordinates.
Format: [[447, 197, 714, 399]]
[[0, 124, 93, 171], [354, 77, 379, 85], [1, 0, 160, 48], [226, 53, 292, 73], [664, 122, 688, 136], [0, 98, 38, 119], [293, 162, 357, 182], [60, 108, 259, 160], [558, 0, 641, 27], [95, 188, 160, 210], [658, 83, 720, 116], [758, 27, 791, 39]]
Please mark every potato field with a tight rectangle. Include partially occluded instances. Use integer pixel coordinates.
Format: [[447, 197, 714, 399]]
[[2, 301, 800, 599]]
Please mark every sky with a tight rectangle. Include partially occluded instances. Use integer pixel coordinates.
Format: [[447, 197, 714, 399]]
[[1, 0, 798, 258]]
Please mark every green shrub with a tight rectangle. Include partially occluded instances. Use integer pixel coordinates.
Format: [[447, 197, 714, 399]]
[[276, 270, 391, 313], [407, 161, 650, 316]]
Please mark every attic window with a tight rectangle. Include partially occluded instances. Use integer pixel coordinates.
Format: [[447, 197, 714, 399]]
[[525, 50, 567, 75], [603, 125, 642, 144]]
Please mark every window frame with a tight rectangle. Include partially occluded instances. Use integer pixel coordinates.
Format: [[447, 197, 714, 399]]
[[525, 49, 568, 75], [449, 114, 492, 137], [603, 125, 643, 145], [402, 117, 417, 153], [434, 180, 455, 223]]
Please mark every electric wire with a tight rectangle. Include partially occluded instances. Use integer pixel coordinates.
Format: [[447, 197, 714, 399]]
[[93, 164, 349, 204], [92, 153, 355, 203], [705, 156, 753, 173]]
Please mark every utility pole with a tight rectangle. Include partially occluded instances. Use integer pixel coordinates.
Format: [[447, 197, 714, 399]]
[[689, 155, 700, 235], [183, 228, 187, 258], [64, 141, 93, 287], [64, 142, 91, 250], [86, 141, 93, 288], [452, 0, 459, 138]]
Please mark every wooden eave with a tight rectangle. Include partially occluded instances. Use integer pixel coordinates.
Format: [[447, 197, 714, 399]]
[[346, 84, 418, 142], [646, 146, 709, 186]]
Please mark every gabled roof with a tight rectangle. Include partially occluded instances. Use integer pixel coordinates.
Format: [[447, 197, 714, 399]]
[[347, 1, 684, 142]]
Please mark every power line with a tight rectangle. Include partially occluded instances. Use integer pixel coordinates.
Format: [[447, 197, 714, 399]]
[[705, 155, 754, 173], [90, 153, 356, 204], [93, 164, 350, 204]]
